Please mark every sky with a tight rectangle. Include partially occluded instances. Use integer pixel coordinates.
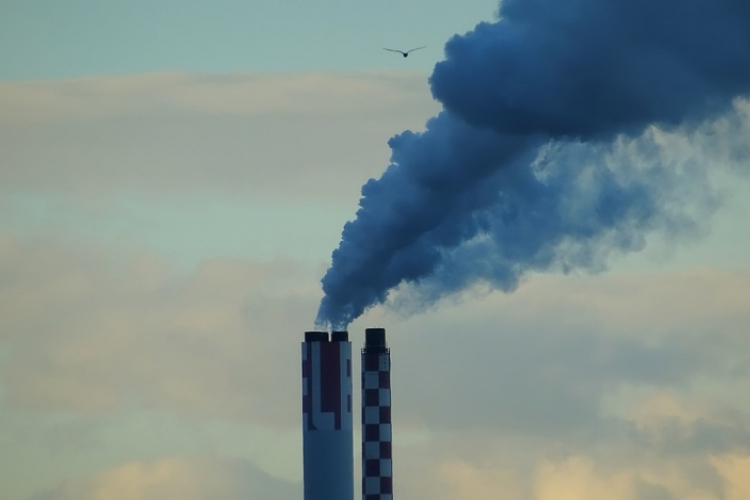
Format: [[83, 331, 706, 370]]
[[1, 1, 750, 500]]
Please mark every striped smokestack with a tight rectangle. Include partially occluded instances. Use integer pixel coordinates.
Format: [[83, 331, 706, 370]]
[[301, 331, 354, 500], [361, 327, 393, 500]]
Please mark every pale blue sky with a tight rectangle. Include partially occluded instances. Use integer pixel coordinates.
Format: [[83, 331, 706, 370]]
[[2, 192, 351, 269], [0, 0, 499, 79]]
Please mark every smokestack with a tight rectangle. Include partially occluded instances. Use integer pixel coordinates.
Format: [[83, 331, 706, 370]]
[[361, 328, 392, 500], [301, 331, 354, 500]]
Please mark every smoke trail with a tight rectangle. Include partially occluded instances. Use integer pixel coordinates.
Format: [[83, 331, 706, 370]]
[[317, 0, 750, 329]]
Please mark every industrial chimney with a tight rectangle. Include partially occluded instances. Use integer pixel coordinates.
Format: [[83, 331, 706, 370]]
[[301, 330, 354, 500], [361, 328, 393, 500]]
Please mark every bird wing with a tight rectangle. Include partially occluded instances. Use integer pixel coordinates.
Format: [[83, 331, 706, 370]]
[[383, 48, 405, 54], [406, 46, 426, 53]]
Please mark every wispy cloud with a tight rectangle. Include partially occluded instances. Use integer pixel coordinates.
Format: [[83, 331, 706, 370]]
[[0, 71, 437, 123], [29, 455, 300, 500], [0, 71, 438, 200]]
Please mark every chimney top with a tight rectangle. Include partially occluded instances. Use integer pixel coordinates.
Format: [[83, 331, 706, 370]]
[[365, 328, 386, 348], [331, 331, 349, 342], [304, 331, 328, 342]]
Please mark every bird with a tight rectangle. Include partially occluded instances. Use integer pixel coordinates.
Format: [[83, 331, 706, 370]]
[[383, 46, 426, 58]]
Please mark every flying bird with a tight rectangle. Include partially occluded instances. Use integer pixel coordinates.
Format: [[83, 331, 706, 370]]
[[383, 46, 426, 58]]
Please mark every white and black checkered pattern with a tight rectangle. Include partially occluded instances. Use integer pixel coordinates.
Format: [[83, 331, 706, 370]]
[[362, 339, 392, 500]]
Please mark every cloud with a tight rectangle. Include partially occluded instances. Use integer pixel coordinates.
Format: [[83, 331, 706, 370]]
[[438, 461, 525, 500], [0, 230, 318, 426], [711, 455, 750, 500], [380, 269, 750, 439], [354, 263, 750, 500], [0, 71, 435, 123], [2, 222, 748, 451], [389, 438, 750, 500], [1, 64, 749, 500], [0, 71, 439, 201], [617, 390, 750, 457], [533, 456, 636, 500], [1, 212, 749, 500], [29, 455, 300, 500]]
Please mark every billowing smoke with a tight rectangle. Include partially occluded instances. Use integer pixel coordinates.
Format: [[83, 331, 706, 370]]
[[317, 0, 750, 329]]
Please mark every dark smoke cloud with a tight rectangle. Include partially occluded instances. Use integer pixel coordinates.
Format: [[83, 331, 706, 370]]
[[432, 0, 750, 138], [316, 0, 750, 329]]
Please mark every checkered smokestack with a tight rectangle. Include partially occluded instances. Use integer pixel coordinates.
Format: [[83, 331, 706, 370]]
[[301, 331, 354, 500], [361, 328, 392, 500]]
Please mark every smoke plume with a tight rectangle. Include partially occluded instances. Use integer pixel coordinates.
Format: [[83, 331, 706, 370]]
[[317, 0, 750, 329]]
